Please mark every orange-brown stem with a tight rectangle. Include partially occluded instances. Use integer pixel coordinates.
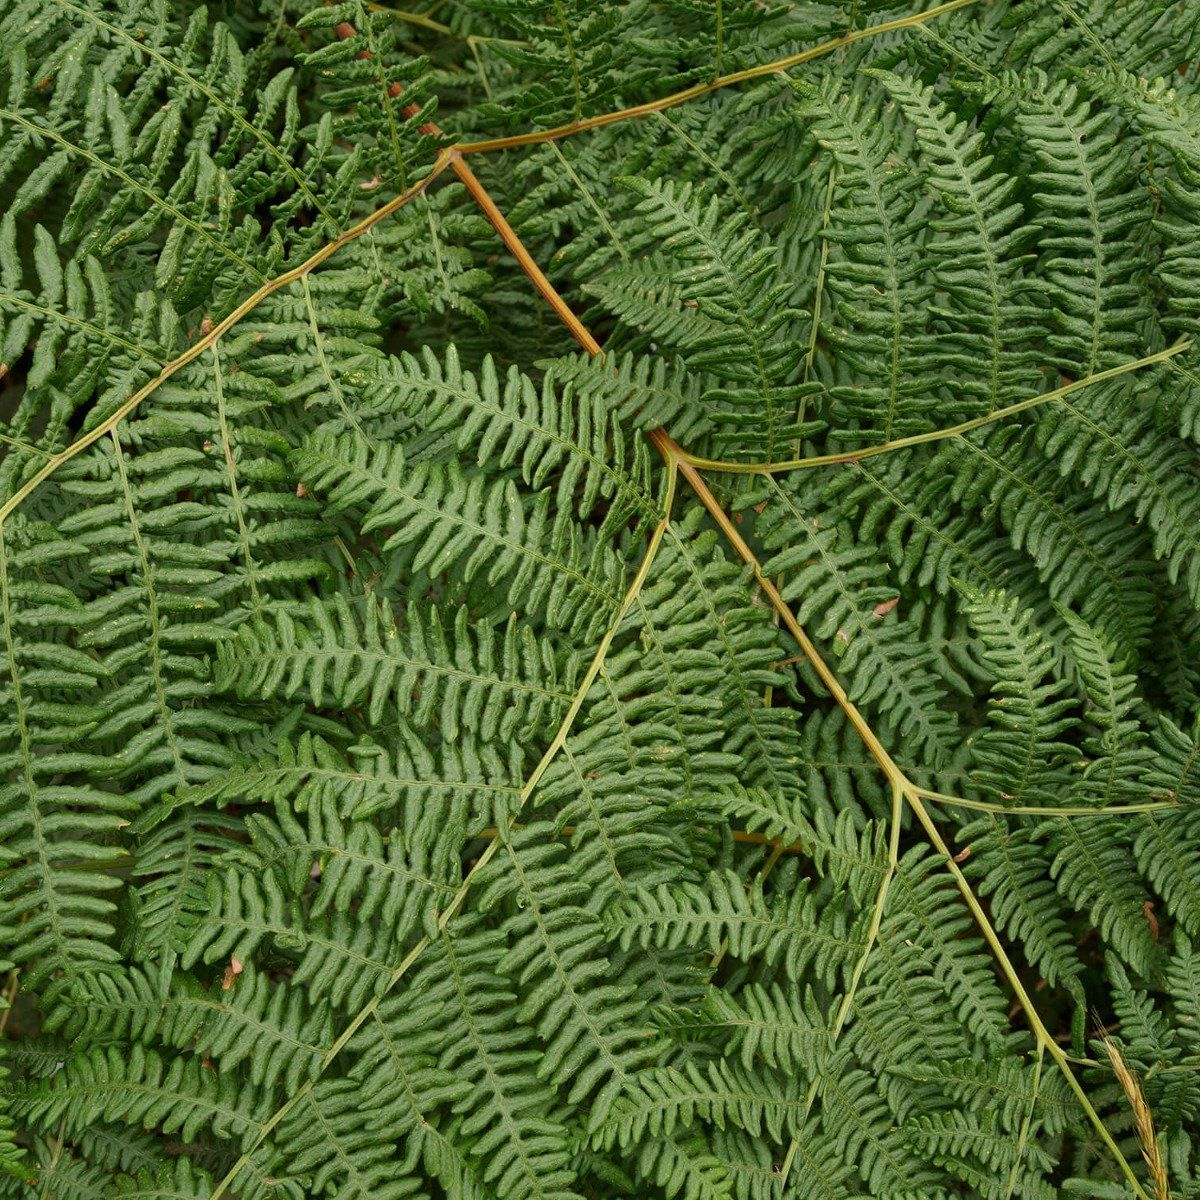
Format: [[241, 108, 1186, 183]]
[[450, 157, 602, 355], [649, 428, 903, 785], [336, 19, 600, 355], [455, 0, 982, 155]]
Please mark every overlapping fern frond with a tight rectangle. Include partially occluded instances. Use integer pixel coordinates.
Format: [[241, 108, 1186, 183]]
[[1, 2, 1199, 1199]]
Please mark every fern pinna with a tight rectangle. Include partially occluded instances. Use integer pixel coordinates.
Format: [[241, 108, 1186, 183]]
[[1, 0, 1199, 1197]]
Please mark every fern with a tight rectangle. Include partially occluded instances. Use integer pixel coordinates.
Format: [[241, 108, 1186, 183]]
[[2, 3, 1199, 1199]]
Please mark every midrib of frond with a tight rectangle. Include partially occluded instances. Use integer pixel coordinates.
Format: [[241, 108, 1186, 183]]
[[364, 1006, 481, 1187], [1055, 393, 1200, 592], [501, 840, 636, 1085], [558, 738, 685, 1006], [440, 929, 562, 1198], [783, 1133, 855, 1200], [703, 997, 826, 1060], [29, 1068, 255, 1136], [208, 760, 520, 801], [551, 0, 584, 124], [627, 896, 863, 955], [211, 348, 263, 617], [297, 1087, 390, 1197], [301, 442, 623, 611], [228, 634, 574, 706], [915, 1117, 1025, 1162], [73, 986, 328, 1059], [892, 82, 1007, 410], [649, 190, 780, 458], [961, 435, 1146, 653], [419, 372, 660, 522], [844, 948, 947, 1065], [205, 1005, 328, 1061], [0, 290, 166, 366], [1135, 812, 1200, 932], [657, 112, 757, 222], [251, 837, 457, 901], [1052, 821, 1151, 954], [888, 869, 1006, 1041], [972, 582, 1057, 804], [828, 109, 909, 443], [820, 1073, 915, 1185], [765, 478, 952, 758], [141, 812, 203, 965], [0, 107, 266, 284], [354, 11, 410, 188], [112, 435, 188, 794], [1082, 644, 1130, 806], [626, 1070, 810, 1138], [560, 740, 634, 889], [967, 819, 1082, 998], [626, 596, 699, 796], [664, 525, 796, 799], [1028, 87, 1111, 374], [193, 906, 393, 979], [0, 531, 80, 980], [299, 276, 375, 445], [850, 460, 1008, 590]]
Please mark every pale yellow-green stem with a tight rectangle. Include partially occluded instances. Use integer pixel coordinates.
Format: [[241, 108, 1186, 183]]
[[909, 792, 1152, 1200], [676, 341, 1192, 476], [458, 0, 983, 154], [649, 429, 1154, 1200], [0, 0, 986, 528], [778, 779, 904, 1181], [207, 467, 677, 1200], [0, 150, 458, 528]]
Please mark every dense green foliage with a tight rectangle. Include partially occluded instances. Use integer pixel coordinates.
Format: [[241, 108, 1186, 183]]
[[1, 0, 1200, 1196]]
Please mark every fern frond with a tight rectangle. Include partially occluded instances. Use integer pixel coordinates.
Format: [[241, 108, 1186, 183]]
[[7, 1045, 268, 1142], [216, 595, 575, 742], [293, 432, 627, 636], [589, 176, 817, 460], [3, 4, 1198, 1197], [608, 868, 865, 990]]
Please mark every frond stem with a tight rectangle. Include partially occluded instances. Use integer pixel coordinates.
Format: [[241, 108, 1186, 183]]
[[651, 429, 905, 789], [0, 149, 457, 528], [451, 158, 601, 354], [909, 791, 1153, 1200], [206, 468, 677, 1200], [337, 18, 600, 354], [779, 778, 904, 1183], [456, 0, 983, 154], [915, 787, 1179, 817], [675, 342, 1192, 474], [651, 427, 1155, 1200]]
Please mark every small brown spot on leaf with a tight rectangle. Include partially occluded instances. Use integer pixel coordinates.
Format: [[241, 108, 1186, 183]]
[[872, 596, 899, 619], [221, 957, 243, 990]]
